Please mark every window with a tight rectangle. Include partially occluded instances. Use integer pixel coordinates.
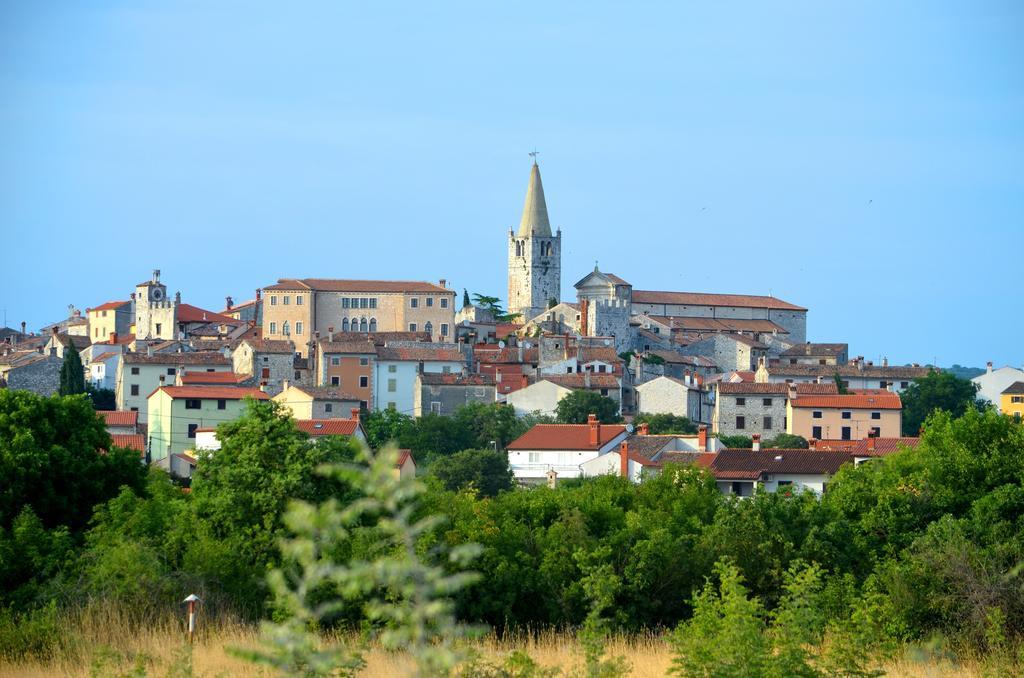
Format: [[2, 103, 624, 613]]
[[762, 398, 772, 406], [263, 356, 269, 363], [130, 407, 138, 412], [342, 298, 350, 309], [342, 318, 350, 331], [790, 358, 797, 365], [812, 411, 822, 419], [269, 322, 277, 334], [183, 398, 201, 409], [387, 402, 396, 410], [424, 321, 433, 335], [410, 298, 418, 308], [440, 323, 448, 337], [529, 452, 541, 463], [359, 357, 369, 366], [295, 371, 301, 380], [841, 411, 852, 420], [131, 367, 140, 375], [359, 318, 368, 332], [870, 426, 881, 436], [879, 380, 888, 389], [763, 416, 773, 430], [409, 323, 417, 332], [359, 376, 368, 388], [440, 298, 448, 309], [819, 359, 826, 365], [261, 368, 270, 378], [331, 376, 340, 386], [283, 296, 290, 306], [387, 378, 397, 392], [841, 426, 851, 440], [359, 400, 367, 410], [155, 323, 162, 335], [187, 424, 198, 438], [1013, 396, 1024, 404], [812, 425, 822, 439], [778, 480, 792, 487], [130, 384, 139, 396], [369, 298, 377, 309], [270, 296, 278, 306], [900, 381, 909, 389], [331, 357, 341, 366], [426, 297, 433, 307], [736, 416, 746, 430], [360, 298, 368, 309], [325, 403, 333, 413], [388, 365, 397, 373], [296, 322, 303, 336], [442, 366, 451, 374], [217, 399, 226, 410], [369, 318, 377, 332], [296, 296, 303, 305], [871, 411, 881, 420], [736, 397, 746, 406], [165, 367, 175, 376], [282, 321, 291, 336], [430, 401, 441, 414], [600, 388, 609, 396]]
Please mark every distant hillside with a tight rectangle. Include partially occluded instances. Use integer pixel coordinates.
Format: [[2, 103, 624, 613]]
[[945, 364, 985, 380]]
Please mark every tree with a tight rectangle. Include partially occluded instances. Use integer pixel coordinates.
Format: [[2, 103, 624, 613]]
[[471, 293, 518, 323], [555, 390, 621, 424], [58, 343, 85, 396], [360, 407, 414, 449], [428, 449, 514, 498], [0, 390, 145, 532], [86, 384, 116, 410], [833, 371, 848, 395], [452, 402, 527, 450], [719, 435, 753, 449], [763, 433, 808, 449], [634, 413, 697, 434], [900, 369, 986, 435], [463, 288, 471, 308]]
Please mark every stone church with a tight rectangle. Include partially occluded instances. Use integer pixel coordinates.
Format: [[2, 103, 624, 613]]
[[507, 160, 561, 321]]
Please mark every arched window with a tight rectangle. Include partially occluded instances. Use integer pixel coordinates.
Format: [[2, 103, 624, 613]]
[[282, 321, 291, 336], [342, 318, 350, 332], [360, 317, 368, 332], [424, 321, 433, 336], [369, 318, 377, 332]]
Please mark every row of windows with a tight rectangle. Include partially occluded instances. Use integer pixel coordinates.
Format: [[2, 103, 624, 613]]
[[811, 411, 882, 420], [330, 375, 369, 388], [735, 416, 781, 430], [407, 322, 448, 336], [269, 295, 305, 306], [735, 397, 774, 406], [811, 425, 880, 441], [268, 321, 304, 336], [329, 356, 370, 366], [342, 318, 377, 332], [342, 297, 378, 309], [408, 297, 448, 309], [184, 398, 228, 410]]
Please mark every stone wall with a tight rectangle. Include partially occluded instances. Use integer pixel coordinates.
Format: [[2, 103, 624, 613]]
[[713, 392, 788, 438], [5, 356, 61, 396]]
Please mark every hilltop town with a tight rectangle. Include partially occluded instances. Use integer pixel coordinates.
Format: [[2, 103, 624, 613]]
[[2, 161, 1021, 492]]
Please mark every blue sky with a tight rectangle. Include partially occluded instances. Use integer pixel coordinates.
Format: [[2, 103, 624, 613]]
[[1, 2, 1021, 367]]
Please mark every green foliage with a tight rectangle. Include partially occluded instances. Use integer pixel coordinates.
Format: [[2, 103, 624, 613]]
[[900, 369, 986, 435], [833, 371, 848, 395], [633, 413, 697, 434], [361, 407, 415, 450], [0, 390, 145, 532], [464, 289, 471, 308], [763, 433, 808, 449], [59, 344, 86, 396], [472, 293, 518, 323], [574, 548, 629, 677], [641, 353, 665, 365], [86, 385, 116, 411], [0, 600, 63, 661], [555, 391, 621, 424], [718, 434, 752, 449], [453, 403, 528, 451], [429, 449, 514, 498], [0, 507, 73, 608]]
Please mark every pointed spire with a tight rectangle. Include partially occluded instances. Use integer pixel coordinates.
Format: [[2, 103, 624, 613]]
[[517, 161, 552, 237]]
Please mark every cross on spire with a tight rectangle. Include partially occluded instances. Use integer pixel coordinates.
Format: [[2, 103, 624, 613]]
[[528, 149, 540, 165]]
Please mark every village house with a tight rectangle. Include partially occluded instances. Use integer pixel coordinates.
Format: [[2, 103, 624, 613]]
[[413, 373, 496, 416], [0, 350, 61, 395], [273, 383, 361, 419], [1001, 382, 1024, 421], [504, 373, 623, 418], [712, 382, 840, 438], [315, 338, 376, 410], [42, 330, 91, 359], [261, 278, 457, 356], [677, 333, 768, 374], [294, 412, 367, 443], [147, 385, 269, 459], [221, 294, 262, 326], [787, 390, 902, 441], [507, 415, 629, 484], [232, 338, 295, 395], [776, 342, 849, 366], [634, 375, 712, 424], [706, 446, 852, 497], [116, 351, 232, 419], [973, 362, 1024, 412], [848, 435, 921, 465], [631, 351, 718, 384], [475, 345, 539, 398], [86, 301, 133, 343], [88, 352, 122, 390], [755, 357, 931, 393], [373, 343, 467, 414], [579, 424, 724, 481]]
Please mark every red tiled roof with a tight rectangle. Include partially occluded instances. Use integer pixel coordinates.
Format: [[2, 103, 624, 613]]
[[98, 410, 138, 427], [542, 374, 620, 390], [89, 300, 131, 313], [475, 346, 539, 364], [111, 433, 145, 452], [318, 340, 377, 354], [123, 352, 231, 366], [649, 316, 789, 334], [175, 304, 238, 325], [264, 278, 454, 294], [710, 449, 851, 479], [92, 351, 121, 363], [396, 449, 415, 467], [157, 386, 270, 400], [496, 323, 523, 337], [716, 382, 840, 395], [178, 371, 249, 385], [286, 386, 361, 401], [791, 392, 902, 410], [766, 364, 933, 379], [295, 419, 360, 437], [376, 346, 465, 362], [508, 423, 628, 451], [850, 436, 921, 457], [98, 333, 135, 345], [240, 338, 294, 353], [632, 290, 806, 311]]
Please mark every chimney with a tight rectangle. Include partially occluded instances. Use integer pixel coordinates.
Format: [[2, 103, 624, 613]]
[[49, 344, 56, 357], [580, 299, 589, 336], [351, 407, 360, 422], [520, 373, 529, 390], [809, 438, 817, 450], [226, 296, 233, 310], [282, 379, 290, 392], [256, 288, 262, 302], [20, 321, 26, 339], [146, 344, 153, 357], [638, 422, 649, 436], [882, 357, 888, 367], [698, 425, 708, 452], [987, 361, 993, 374], [620, 440, 630, 478], [588, 414, 600, 446], [867, 434, 876, 452], [110, 331, 117, 344], [37, 345, 43, 354], [584, 371, 591, 388], [174, 291, 181, 304], [517, 344, 524, 363], [259, 381, 267, 392], [752, 433, 761, 451], [158, 375, 165, 385], [327, 326, 334, 342], [439, 278, 446, 288], [51, 326, 58, 336]]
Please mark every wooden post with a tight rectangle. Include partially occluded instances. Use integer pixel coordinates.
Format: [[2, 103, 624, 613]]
[[183, 594, 201, 643]]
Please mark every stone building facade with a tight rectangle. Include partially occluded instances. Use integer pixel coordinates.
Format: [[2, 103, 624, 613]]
[[712, 382, 791, 438], [508, 161, 561, 321], [134, 270, 178, 341], [232, 338, 295, 396], [413, 373, 496, 416], [679, 334, 768, 373], [0, 353, 61, 395]]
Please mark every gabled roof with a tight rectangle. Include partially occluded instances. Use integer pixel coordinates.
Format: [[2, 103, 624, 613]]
[[376, 346, 465, 362], [765, 364, 933, 379], [175, 304, 238, 325], [475, 346, 539, 364], [850, 436, 921, 458], [1001, 381, 1024, 395], [263, 279, 453, 294], [123, 352, 231, 366], [645, 350, 717, 367], [111, 433, 146, 452], [791, 391, 902, 410], [716, 382, 840, 395], [98, 410, 138, 427], [283, 386, 361, 402], [155, 386, 269, 400], [507, 422, 628, 451], [418, 373, 495, 386], [541, 373, 620, 390], [178, 372, 249, 385], [517, 161, 552, 237], [239, 338, 294, 354], [648, 316, 788, 335], [396, 449, 415, 468], [780, 342, 849, 357], [632, 290, 806, 311], [295, 419, 360, 437], [88, 300, 131, 313], [318, 340, 377, 355], [709, 449, 851, 479]]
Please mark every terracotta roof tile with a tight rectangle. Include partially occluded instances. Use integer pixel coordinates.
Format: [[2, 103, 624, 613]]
[[396, 449, 415, 467], [111, 433, 146, 452], [542, 374, 620, 390], [178, 372, 250, 385], [157, 386, 269, 400], [376, 346, 465, 362], [850, 436, 921, 457], [123, 352, 231, 366], [710, 449, 851, 479], [264, 278, 454, 294], [508, 423, 628, 451], [648, 315, 789, 334], [632, 290, 806, 311], [767, 364, 933, 379], [295, 418, 360, 437], [88, 300, 131, 313], [318, 340, 377, 354], [175, 304, 238, 325], [98, 410, 138, 427], [791, 392, 902, 410]]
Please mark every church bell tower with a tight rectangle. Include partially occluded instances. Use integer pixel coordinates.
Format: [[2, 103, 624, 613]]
[[507, 158, 562, 321]]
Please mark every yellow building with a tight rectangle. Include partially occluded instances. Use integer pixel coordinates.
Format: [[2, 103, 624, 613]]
[[1001, 382, 1024, 422], [147, 385, 269, 460], [87, 301, 132, 343], [261, 279, 457, 356], [787, 390, 902, 441], [273, 384, 362, 419]]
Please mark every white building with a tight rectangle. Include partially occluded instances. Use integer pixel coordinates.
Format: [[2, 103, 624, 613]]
[[88, 351, 122, 391], [707, 448, 851, 497], [115, 350, 232, 419], [372, 344, 467, 415], [972, 362, 1024, 412], [506, 415, 629, 484], [504, 379, 573, 417]]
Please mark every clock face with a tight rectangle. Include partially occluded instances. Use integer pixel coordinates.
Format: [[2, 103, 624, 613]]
[[151, 288, 163, 301]]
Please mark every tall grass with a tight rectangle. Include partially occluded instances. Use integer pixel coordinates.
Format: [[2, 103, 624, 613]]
[[0, 605, 1005, 677]]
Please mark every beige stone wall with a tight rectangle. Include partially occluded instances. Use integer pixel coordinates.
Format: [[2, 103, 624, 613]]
[[262, 290, 314, 355], [787, 405, 901, 440]]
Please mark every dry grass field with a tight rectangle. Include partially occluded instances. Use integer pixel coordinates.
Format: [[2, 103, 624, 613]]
[[0, 608, 998, 677]]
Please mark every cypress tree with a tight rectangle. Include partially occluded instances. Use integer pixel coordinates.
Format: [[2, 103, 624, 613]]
[[59, 342, 86, 396], [463, 288, 471, 308]]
